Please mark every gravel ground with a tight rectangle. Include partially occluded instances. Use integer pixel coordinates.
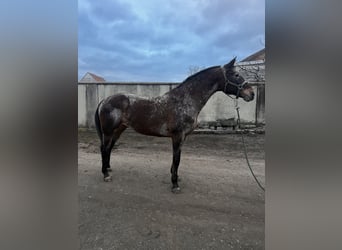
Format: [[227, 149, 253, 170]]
[[78, 129, 265, 250]]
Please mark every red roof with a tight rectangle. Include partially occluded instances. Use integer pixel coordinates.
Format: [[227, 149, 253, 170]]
[[80, 72, 106, 82], [87, 72, 105, 82]]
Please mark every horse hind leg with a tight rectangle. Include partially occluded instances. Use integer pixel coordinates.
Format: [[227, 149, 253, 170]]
[[101, 124, 127, 182], [101, 133, 114, 182], [106, 124, 127, 172], [99, 106, 127, 181]]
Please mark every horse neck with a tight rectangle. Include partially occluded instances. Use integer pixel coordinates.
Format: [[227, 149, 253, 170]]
[[169, 67, 224, 111]]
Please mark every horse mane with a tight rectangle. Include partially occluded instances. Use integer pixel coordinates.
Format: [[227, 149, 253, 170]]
[[183, 66, 219, 82], [173, 66, 220, 90]]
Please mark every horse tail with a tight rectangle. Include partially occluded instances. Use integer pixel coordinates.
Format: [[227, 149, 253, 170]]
[[94, 101, 103, 144]]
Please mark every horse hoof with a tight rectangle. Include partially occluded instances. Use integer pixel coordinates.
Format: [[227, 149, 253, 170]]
[[171, 187, 181, 194], [104, 176, 112, 182]]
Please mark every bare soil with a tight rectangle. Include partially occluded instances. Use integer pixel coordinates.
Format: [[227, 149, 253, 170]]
[[78, 129, 265, 250]]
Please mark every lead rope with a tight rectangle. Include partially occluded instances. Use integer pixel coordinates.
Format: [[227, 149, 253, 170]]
[[234, 99, 265, 192], [221, 66, 265, 191]]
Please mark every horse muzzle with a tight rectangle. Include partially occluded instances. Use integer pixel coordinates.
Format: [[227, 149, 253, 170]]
[[241, 89, 255, 102]]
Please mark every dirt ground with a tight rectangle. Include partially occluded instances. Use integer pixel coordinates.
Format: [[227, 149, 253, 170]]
[[78, 129, 265, 250]]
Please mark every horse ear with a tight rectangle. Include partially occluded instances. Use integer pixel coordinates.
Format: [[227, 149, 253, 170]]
[[225, 57, 236, 69]]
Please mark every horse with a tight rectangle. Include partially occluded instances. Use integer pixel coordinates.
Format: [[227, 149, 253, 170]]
[[94, 57, 255, 193]]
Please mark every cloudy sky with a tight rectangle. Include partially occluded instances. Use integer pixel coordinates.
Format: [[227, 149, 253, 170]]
[[78, 0, 264, 82]]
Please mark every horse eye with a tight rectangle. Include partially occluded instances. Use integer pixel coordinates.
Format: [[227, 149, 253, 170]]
[[235, 74, 239, 77]]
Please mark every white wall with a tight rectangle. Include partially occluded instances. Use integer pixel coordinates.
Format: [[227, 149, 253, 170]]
[[78, 84, 87, 126], [197, 88, 257, 124]]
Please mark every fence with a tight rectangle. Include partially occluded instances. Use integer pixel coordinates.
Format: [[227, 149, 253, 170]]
[[78, 82, 265, 129]]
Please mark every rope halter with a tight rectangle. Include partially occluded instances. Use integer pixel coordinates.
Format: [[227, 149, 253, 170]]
[[221, 66, 248, 100]]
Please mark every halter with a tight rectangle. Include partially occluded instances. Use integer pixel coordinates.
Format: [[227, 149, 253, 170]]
[[221, 66, 248, 100]]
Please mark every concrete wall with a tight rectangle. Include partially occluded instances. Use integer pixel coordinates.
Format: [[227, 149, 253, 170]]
[[78, 82, 265, 128]]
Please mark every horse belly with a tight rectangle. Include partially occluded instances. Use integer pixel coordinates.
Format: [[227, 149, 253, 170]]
[[129, 103, 171, 137], [131, 117, 170, 137]]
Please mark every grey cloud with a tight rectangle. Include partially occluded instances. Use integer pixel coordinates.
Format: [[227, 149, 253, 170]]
[[78, 0, 264, 81]]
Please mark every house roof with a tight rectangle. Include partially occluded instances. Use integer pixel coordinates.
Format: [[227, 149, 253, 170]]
[[80, 72, 106, 82], [241, 48, 265, 62], [88, 72, 105, 82]]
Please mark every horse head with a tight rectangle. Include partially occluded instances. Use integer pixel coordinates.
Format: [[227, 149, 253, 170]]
[[222, 57, 255, 102]]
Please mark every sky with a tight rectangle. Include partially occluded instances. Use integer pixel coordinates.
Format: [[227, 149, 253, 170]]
[[78, 0, 264, 82]]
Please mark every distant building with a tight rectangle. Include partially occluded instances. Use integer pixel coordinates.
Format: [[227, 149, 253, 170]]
[[236, 48, 265, 82], [79, 72, 106, 83], [240, 48, 265, 62], [237, 48, 265, 125]]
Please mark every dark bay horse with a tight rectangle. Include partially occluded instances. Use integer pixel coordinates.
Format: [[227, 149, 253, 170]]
[[95, 58, 255, 192]]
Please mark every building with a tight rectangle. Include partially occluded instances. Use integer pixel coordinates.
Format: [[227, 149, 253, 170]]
[[79, 72, 106, 83], [241, 48, 265, 62], [236, 48, 265, 82], [236, 48, 265, 125]]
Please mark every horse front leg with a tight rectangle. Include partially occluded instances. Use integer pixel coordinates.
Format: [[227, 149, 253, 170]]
[[170, 133, 185, 193]]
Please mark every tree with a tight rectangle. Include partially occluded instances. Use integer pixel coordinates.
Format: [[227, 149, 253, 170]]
[[236, 63, 265, 82], [187, 65, 205, 76]]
